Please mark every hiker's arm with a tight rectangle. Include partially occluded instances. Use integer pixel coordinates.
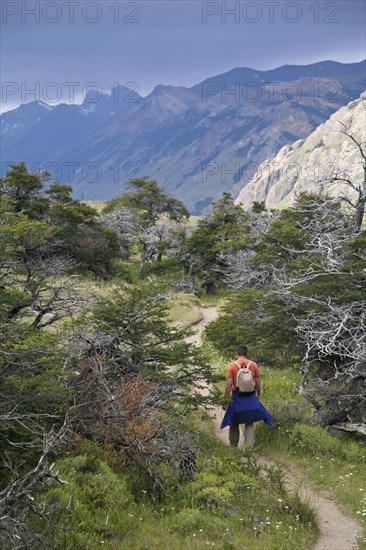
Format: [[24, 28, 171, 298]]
[[222, 376, 233, 410], [224, 378, 233, 397], [255, 377, 261, 397]]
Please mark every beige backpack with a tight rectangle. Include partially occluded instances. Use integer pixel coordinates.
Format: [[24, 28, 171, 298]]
[[235, 361, 255, 394]]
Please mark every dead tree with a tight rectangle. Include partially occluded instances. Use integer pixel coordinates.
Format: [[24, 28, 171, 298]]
[[273, 204, 365, 433], [69, 353, 199, 487], [326, 123, 366, 232], [296, 300, 366, 434], [216, 210, 279, 290], [0, 414, 71, 549]]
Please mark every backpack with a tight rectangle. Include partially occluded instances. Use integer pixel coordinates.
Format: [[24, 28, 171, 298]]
[[235, 360, 255, 395]]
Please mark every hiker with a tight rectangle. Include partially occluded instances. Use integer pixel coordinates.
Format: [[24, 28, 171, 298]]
[[221, 345, 273, 447]]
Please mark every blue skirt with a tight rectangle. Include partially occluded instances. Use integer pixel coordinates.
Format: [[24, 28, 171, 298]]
[[221, 391, 274, 428]]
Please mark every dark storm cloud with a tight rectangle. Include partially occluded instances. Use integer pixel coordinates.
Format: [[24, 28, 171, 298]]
[[1, 1, 365, 111]]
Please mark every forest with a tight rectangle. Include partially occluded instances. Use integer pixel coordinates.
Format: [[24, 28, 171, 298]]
[[0, 148, 365, 549]]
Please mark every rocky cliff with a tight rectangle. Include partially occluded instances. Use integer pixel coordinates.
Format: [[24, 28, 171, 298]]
[[235, 93, 366, 210]]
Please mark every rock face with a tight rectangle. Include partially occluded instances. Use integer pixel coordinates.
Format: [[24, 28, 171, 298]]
[[1, 60, 365, 213], [235, 93, 366, 210]]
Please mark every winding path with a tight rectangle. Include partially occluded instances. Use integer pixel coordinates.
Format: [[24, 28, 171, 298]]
[[187, 304, 360, 550]]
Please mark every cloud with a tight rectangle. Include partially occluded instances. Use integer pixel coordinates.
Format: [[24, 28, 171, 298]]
[[1, 0, 365, 110]]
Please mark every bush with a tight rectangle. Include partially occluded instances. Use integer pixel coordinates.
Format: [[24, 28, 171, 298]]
[[44, 455, 134, 548], [267, 400, 310, 426], [171, 508, 229, 541], [142, 257, 181, 277], [289, 423, 365, 463], [189, 457, 260, 513], [173, 508, 205, 534]]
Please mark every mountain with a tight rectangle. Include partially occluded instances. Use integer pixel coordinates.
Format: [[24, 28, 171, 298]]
[[1, 60, 365, 213], [235, 93, 366, 210], [1, 85, 142, 170], [1, 100, 55, 149], [189, 60, 364, 105]]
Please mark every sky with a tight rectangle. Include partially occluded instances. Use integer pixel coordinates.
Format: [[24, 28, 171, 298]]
[[1, 0, 365, 112]]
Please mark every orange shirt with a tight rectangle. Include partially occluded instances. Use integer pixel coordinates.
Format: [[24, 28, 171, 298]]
[[227, 357, 260, 391]]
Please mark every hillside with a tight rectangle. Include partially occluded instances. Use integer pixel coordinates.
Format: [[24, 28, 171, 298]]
[[1, 163, 365, 549], [235, 93, 366, 209]]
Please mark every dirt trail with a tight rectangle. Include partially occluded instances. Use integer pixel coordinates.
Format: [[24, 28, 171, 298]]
[[187, 304, 360, 550]]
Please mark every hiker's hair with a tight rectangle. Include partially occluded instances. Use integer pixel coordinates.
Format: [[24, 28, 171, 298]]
[[236, 345, 248, 357]]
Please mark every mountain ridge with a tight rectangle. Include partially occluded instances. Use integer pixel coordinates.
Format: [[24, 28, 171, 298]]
[[1, 60, 365, 213]]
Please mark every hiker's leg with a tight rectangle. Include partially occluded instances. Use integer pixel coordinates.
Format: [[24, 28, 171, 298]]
[[244, 423, 254, 448], [229, 424, 240, 447]]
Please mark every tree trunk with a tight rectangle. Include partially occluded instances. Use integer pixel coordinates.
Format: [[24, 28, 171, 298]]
[[205, 281, 216, 295], [310, 403, 346, 427], [310, 370, 366, 428], [355, 196, 366, 232], [139, 248, 147, 278], [329, 422, 366, 436]]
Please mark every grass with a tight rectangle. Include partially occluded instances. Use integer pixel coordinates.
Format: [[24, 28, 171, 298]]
[[252, 367, 366, 549], [38, 300, 320, 550], [168, 293, 203, 327], [46, 421, 318, 550], [255, 424, 366, 549], [83, 200, 106, 213], [259, 367, 312, 425], [198, 289, 228, 308], [203, 335, 366, 550]]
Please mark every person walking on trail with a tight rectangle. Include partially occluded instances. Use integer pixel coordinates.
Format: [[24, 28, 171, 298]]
[[221, 345, 273, 448]]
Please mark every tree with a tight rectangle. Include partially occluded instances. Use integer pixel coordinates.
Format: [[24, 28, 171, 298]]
[[0, 192, 89, 328], [0, 166, 110, 546], [216, 207, 279, 291], [0, 166, 211, 543], [205, 193, 366, 434], [185, 193, 248, 294], [0, 213, 77, 548], [104, 176, 189, 224], [0, 163, 121, 278], [69, 283, 211, 485], [271, 197, 366, 432], [0, 161, 48, 218], [326, 124, 366, 232], [0, 416, 71, 548], [103, 177, 189, 276]]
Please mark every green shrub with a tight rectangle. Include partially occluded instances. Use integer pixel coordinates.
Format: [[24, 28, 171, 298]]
[[189, 457, 261, 513], [44, 455, 134, 548], [173, 508, 205, 534], [142, 257, 181, 277], [110, 259, 139, 283], [267, 400, 310, 426], [289, 424, 365, 463]]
